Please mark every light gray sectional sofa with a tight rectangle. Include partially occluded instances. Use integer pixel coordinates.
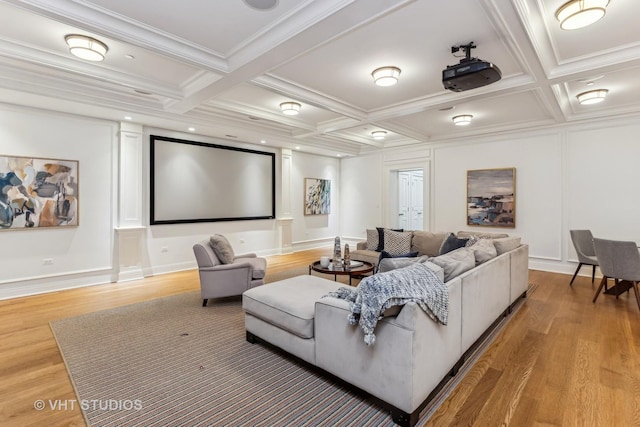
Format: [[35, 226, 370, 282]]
[[242, 233, 529, 427]]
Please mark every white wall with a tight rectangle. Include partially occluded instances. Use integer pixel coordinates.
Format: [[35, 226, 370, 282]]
[[341, 115, 640, 276], [3, 101, 639, 299], [290, 151, 340, 247], [0, 104, 116, 297], [0, 111, 344, 299]]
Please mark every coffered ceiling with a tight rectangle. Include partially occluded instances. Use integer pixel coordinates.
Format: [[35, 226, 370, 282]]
[[0, 0, 638, 157]]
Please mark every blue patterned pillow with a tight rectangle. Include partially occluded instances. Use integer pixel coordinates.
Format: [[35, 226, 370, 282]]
[[439, 233, 468, 255]]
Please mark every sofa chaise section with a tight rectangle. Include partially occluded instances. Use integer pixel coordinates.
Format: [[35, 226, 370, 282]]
[[314, 275, 462, 420]]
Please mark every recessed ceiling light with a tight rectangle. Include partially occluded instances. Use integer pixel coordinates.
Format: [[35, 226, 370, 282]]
[[452, 114, 473, 126], [295, 146, 301, 150], [371, 66, 401, 87], [64, 34, 108, 62], [124, 54, 135, 60], [280, 102, 301, 115], [555, 0, 609, 30], [124, 116, 132, 121], [337, 154, 342, 157], [134, 89, 153, 95], [371, 131, 387, 140], [226, 134, 238, 138], [439, 106, 455, 111], [260, 140, 266, 144], [188, 127, 195, 132], [248, 116, 261, 120], [577, 89, 608, 105]]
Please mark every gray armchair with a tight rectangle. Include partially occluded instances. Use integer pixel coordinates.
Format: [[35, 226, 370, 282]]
[[569, 229, 599, 286], [592, 238, 640, 310], [193, 239, 267, 307]]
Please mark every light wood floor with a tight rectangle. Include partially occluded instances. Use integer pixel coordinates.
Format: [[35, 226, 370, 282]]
[[1, 248, 639, 427]]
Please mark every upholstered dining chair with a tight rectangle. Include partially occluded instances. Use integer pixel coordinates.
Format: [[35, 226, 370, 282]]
[[193, 234, 267, 307], [569, 229, 599, 286], [592, 238, 640, 310]]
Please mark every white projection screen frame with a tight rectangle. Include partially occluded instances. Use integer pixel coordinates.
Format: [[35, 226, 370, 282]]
[[150, 135, 275, 224]]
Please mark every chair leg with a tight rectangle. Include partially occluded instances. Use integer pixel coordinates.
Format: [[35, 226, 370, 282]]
[[202, 299, 208, 307], [632, 281, 640, 311], [570, 263, 583, 286], [591, 265, 596, 284], [593, 276, 608, 303]]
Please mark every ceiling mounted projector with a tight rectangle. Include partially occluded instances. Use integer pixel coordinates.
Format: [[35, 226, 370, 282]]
[[442, 42, 501, 92]]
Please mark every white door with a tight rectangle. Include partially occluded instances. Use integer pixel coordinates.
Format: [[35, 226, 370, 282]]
[[410, 171, 423, 230], [398, 171, 410, 229], [398, 170, 423, 230]]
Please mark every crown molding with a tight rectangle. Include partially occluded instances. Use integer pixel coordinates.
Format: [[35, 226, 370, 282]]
[[2, 0, 229, 72]]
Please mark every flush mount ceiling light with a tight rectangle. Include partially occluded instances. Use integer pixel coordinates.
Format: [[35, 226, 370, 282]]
[[452, 114, 473, 126], [371, 66, 401, 86], [371, 131, 387, 140], [243, 0, 278, 10], [280, 101, 301, 115], [64, 34, 108, 61], [577, 89, 608, 105], [555, 0, 609, 30]]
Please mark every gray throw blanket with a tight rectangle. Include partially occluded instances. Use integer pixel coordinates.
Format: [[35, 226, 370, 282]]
[[325, 262, 448, 346]]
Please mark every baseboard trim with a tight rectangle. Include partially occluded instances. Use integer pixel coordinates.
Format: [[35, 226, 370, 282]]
[[0, 268, 113, 300]]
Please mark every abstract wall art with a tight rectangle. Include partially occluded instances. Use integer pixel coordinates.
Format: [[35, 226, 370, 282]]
[[0, 155, 79, 230], [304, 178, 330, 215], [467, 167, 515, 228]]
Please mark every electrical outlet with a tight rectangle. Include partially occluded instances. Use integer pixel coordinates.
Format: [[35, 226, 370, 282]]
[[43, 258, 53, 265], [161, 247, 169, 253]]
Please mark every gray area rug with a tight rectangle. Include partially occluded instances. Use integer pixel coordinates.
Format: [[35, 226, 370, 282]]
[[50, 274, 534, 426]]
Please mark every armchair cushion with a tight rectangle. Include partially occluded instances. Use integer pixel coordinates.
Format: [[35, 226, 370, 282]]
[[210, 234, 235, 264], [234, 256, 267, 280]]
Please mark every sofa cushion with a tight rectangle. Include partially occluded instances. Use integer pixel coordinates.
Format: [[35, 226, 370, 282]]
[[366, 229, 379, 251], [439, 233, 469, 255], [349, 249, 380, 266], [383, 229, 413, 255], [242, 275, 342, 339], [430, 247, 476, 281], [210, 234, 235, 264], [411, 231, 449, 257], [456, 231, 509, 239], [469, 237, 498, 264], [493, 236, 522, 255], [376, 250, 419, 273]]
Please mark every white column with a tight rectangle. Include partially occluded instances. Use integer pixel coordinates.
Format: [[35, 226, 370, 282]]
[[277, 148, 294, 253], [115, 122, 146, 281]]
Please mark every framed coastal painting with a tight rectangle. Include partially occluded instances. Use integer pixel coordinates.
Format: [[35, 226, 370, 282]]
[[0, 155, 79, 230], [467, 168, 515, 228], [304, 178, 330, 215]]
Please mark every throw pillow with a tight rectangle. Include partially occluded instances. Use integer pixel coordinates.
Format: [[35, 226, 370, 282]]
[[439, 233, 469, 255], [382, 229, 412, 256], [366, 229, 379, 251], [493, 236, 521, 255], [411, 231, 449, 257], [430, 247, 476, 281], [209, 234, 235, 264], [375, 227, 404, 252], [469, 237, 498, 264]]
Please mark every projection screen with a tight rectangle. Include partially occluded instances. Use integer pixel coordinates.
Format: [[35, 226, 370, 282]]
[[150, 135, 275, 224]]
